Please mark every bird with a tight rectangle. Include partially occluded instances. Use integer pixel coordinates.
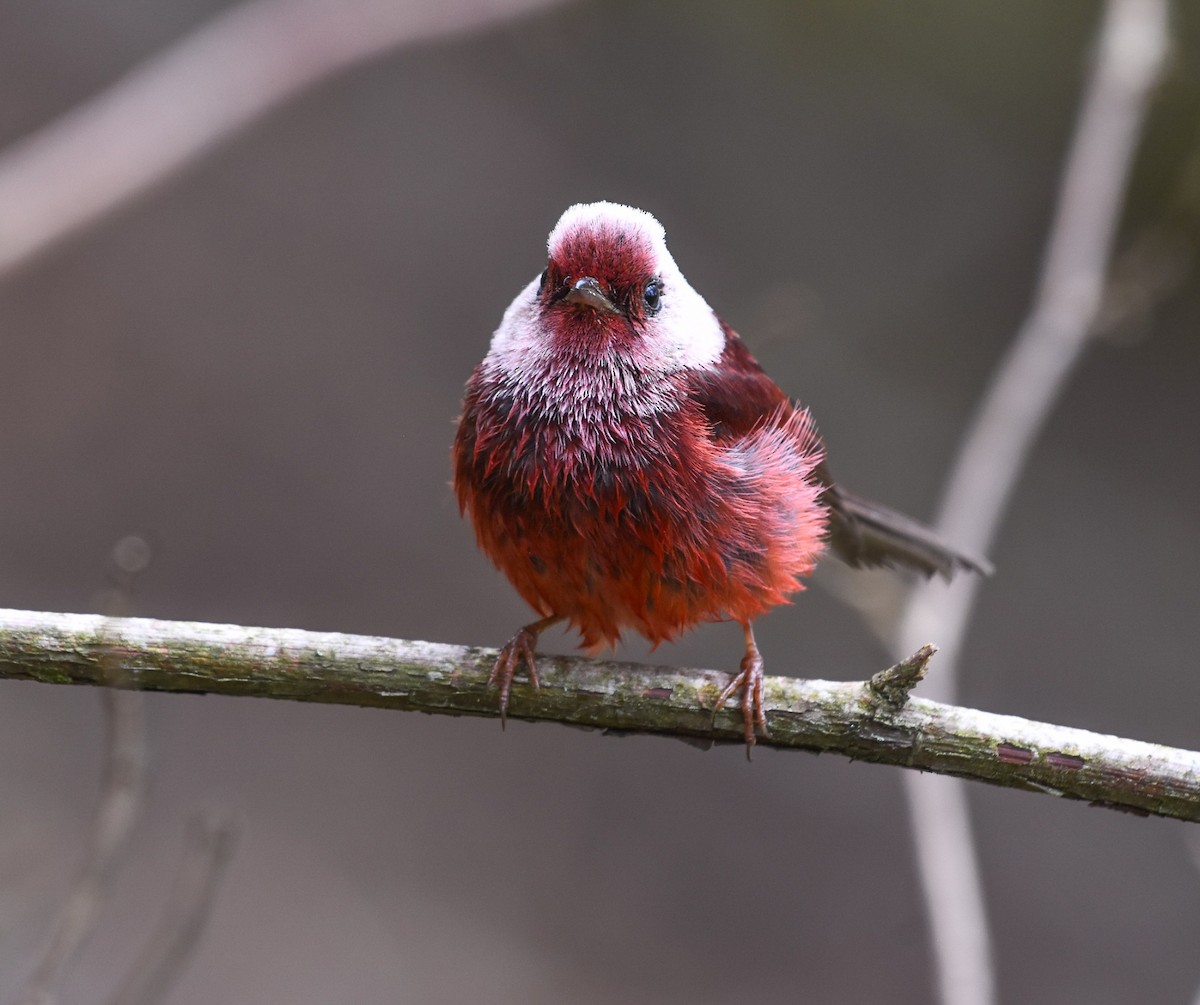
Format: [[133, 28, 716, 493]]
[[452, 201, 989, 751]]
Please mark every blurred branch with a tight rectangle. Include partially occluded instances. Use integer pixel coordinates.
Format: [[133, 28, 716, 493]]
[[0, 608, 1197, 823], [1092, 225, 1193, 343], [15, 691, 146, 1005], [14, 537, 238, 1005], [16, 538, 153, 1005], [897, 0, 1171, 672], [105, 814, 240, 1005], [0, 0, 560, 279], [893, 2, 1171, 1004]]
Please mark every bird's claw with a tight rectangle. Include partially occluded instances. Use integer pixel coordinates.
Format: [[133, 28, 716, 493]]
[[488, 626, 541, 727], [713, 648, 768, 758]]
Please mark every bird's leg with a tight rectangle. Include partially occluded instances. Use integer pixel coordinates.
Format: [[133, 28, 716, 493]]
[[488, 614, 563, 727], [713, 622, 768, 758]]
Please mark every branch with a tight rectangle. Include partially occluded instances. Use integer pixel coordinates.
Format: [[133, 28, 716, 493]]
[[1, 608, 1196, 823], [16, 690, 146, 1005], [892, 3, 1171, 1003], [16, 538, 153, 1005], [0, 0, 561, 279], [105, 813, 240, 1005], [898, 0, 1172, 673]]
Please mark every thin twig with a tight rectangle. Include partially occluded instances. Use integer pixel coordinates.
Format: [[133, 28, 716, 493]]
[[15, 538, 154, 1005], [105, 814, 241, 1005], [897, 0, 1171, 672], [866, 644, 935, 709], [893, 3, 1171, 1005], [0, 608, 1196, 822], [15, 692, 145, 1005], [0, 0, 561, 280]]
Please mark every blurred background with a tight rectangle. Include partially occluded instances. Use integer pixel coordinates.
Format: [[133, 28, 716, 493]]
[[1, 0, 1198, 1002]]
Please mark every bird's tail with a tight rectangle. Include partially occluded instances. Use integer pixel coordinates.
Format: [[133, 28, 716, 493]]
[[822, 483, 993, 580]]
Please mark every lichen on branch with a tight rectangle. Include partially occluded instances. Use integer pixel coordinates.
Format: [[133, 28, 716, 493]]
[[0, 607, 1197, 822]]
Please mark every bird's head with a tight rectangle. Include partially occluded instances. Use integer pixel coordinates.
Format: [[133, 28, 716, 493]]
[[487, 202, 725, 382]]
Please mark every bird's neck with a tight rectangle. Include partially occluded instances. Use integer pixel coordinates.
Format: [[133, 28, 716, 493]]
[[482, 351, 682, 428]]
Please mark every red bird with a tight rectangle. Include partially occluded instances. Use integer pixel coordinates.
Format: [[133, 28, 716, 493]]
[[453, 202, 988, 750]]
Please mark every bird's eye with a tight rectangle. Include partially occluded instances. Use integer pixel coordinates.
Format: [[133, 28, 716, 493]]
[[537, 268, 548, 295], [642, 278, 663, 315]]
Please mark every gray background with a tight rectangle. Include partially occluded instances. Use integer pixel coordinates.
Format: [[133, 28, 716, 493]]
[[1, 1, 1198, 1002]]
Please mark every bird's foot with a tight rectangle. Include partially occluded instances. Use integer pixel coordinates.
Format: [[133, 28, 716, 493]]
[[713, 641, 767, 759], [487, 615, 561, 727]]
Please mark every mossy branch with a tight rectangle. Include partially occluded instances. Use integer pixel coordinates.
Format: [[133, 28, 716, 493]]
[[1, 607, 1196, 822]]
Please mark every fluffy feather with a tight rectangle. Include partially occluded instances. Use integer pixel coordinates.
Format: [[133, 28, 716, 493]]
[[453, 202, 988, 747]]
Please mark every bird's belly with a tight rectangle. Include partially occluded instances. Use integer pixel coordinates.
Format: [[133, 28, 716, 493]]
[[459, 394, 828, 649], [473, 464, 773, 649]]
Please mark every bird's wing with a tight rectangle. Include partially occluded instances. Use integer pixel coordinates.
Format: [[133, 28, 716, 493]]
[[687, 320, 794, 442], [687, 321, 991, 579]]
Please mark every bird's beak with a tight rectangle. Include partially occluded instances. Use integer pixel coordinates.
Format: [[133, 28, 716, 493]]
[[563, 276, 620, 315]]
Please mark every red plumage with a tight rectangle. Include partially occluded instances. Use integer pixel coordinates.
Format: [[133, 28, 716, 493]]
[[455, 339, 826, 650], [453, 202, 987, 750]]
